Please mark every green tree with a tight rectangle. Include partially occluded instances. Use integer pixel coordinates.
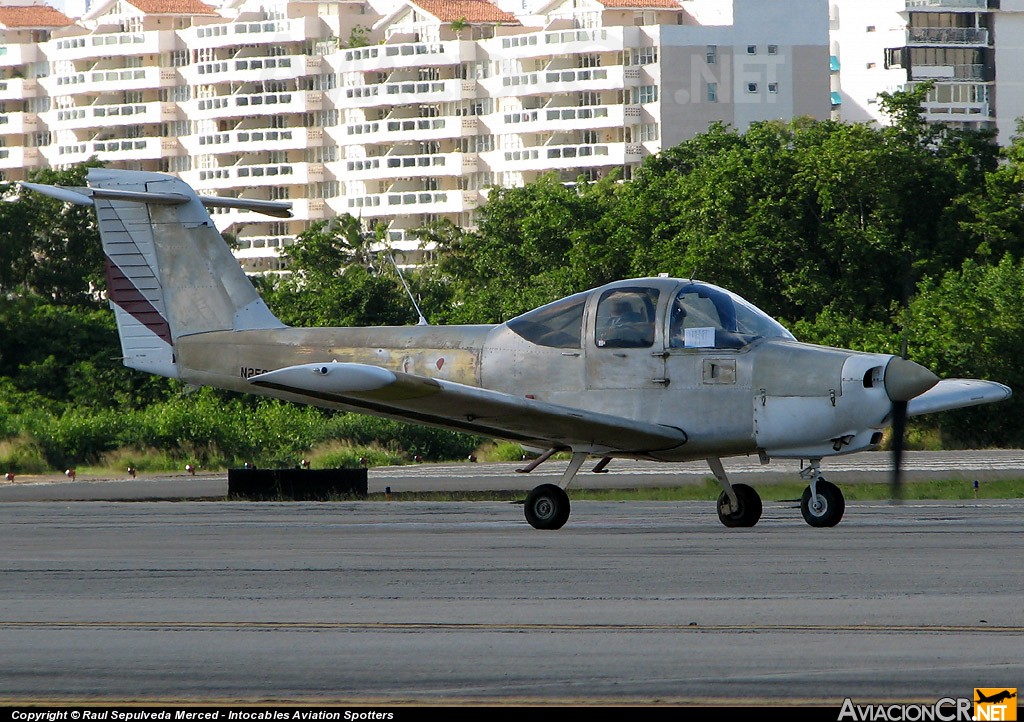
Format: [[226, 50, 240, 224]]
[[0, 161, 106, 304], [904, 255, 1024, 447], [429, 172, 624, 323], [260, 217, 415, 327]]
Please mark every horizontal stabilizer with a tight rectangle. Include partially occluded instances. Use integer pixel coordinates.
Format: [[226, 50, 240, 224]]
[[907, 378, 1012, 417], [20, 182, 292, 218], [250, 362, 688, 455]]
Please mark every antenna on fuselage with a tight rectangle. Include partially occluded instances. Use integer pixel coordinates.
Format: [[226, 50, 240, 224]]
[[389, 253, 429, 326]]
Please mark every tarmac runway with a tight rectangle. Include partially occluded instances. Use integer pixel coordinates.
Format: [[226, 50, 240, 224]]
[[0, 479, 1022, 706]]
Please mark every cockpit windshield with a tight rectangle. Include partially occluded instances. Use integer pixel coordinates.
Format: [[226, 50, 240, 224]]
[[669, 282, 794, 349]]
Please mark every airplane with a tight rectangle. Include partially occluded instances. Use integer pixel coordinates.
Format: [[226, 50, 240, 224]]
[[22, 168, 1012, 530], [975, 690, 1017, 705]]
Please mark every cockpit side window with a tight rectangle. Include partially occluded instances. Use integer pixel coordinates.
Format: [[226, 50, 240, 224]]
[[595, 288, 659, 348], [669, 283, 794, 349], [507, 291, 587, 348]]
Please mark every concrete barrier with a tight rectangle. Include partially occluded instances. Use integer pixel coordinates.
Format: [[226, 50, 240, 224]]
[[227, 467, 368, 501]]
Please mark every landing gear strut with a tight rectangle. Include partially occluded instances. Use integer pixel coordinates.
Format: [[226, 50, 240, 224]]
[[799, 459, 846, 527]]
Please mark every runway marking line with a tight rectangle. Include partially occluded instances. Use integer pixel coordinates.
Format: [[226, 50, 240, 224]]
[[1, 621, 1020, 633]]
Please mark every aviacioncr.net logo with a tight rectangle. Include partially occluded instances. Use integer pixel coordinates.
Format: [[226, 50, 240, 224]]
[[838, 698, 973, 721]]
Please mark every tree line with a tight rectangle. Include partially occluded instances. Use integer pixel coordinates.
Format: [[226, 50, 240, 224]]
[[2, 86, 1023, 471]]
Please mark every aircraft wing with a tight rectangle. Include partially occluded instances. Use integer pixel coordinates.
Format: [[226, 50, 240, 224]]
[[249, 362, 687, 455], [907, 378, 1012, 417]]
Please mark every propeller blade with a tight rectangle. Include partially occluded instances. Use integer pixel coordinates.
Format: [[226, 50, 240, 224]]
[[890, 398, 907, 503]]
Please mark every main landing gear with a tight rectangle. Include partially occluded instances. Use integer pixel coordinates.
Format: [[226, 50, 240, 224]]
[[518, 451, 847, 530], [518, 450, 591, 530], [708, 456, 846, 528]]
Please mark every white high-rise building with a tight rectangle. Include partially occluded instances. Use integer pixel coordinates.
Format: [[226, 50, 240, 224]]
[[3, 0, 830, 270], [831, 0, 1024, 145]]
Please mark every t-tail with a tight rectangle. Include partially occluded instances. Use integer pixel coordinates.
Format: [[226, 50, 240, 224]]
[[22, 169, 289, 378]]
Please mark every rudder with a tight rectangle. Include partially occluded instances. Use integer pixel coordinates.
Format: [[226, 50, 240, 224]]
[[88, 168, 284, 379]]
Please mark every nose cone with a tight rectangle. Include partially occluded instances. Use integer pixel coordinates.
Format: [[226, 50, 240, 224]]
[[884, 356, 939, 402]]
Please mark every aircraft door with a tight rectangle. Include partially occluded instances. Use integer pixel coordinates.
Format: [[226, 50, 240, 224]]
[[585, 287, 667, 390]]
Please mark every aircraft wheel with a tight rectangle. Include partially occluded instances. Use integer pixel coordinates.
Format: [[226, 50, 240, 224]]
[[716, 483, 762, 528], [524, 483, 571, 530], [801, 479, 845, 528]]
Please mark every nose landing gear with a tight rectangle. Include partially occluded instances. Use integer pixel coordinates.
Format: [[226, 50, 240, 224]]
[[799, 459, 846, 527]]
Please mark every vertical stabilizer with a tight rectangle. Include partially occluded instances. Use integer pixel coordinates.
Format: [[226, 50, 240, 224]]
[[88, 168, 285, 378]]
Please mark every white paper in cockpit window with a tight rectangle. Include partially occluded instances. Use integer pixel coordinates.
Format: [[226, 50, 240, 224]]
[[684, 327, 715, 348]]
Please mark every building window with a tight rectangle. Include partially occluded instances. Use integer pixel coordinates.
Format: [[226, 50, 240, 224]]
[[706, 45, 717, 64], [640, 123, 658, 142], [768, 45, 778, 55], [747, 45, 757, 54], [635, 47, 657, 65], [636, 85, 658, 104], [867, 62, 876, 69], [866, 25, 875, 32], [746, 82, 758, 93], [768, 82, 779, 93], [706, 82, 718, 102]]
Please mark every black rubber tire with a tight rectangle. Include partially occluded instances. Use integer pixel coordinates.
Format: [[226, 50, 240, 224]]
[[524, 483, 571, 530], [801, 479, 846, 527], [716, 483, 763, 528]]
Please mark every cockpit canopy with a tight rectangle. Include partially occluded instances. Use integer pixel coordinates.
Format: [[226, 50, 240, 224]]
[[506, 279, 794, 350]]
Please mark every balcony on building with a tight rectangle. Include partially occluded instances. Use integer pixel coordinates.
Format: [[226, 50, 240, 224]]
[[334, 151, 476, 181], [47, 30, 178, 61], [479, 65, 627, 98], [493, 104, 631, 134], [179, 54, 321, 85], [0, 77, 37, 101], [911, 63, 990, 80], [0, 42, 39, 67], [180, 126, 323, 155], [91, 136, 181, 162], [482, 142, 638, 171], [908, 80, 992, 119], [40, 136, 179, 165], [904, 0, 990, 9], [0, 111, 38, 136], [333, 79, 476, 109], [505, 27, 627, 57], [0, 146, 40, 169], [346, 189, 480, 215], [332, 115, 478, 147], [41, 101, 178, 131], [183, 90, 324, 121], [331, 40, 471, 73], [40, 66, 178, 95], [181, 162, 325, 190], [180, 16, 321, 50], [905, 27, 989, 45]]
